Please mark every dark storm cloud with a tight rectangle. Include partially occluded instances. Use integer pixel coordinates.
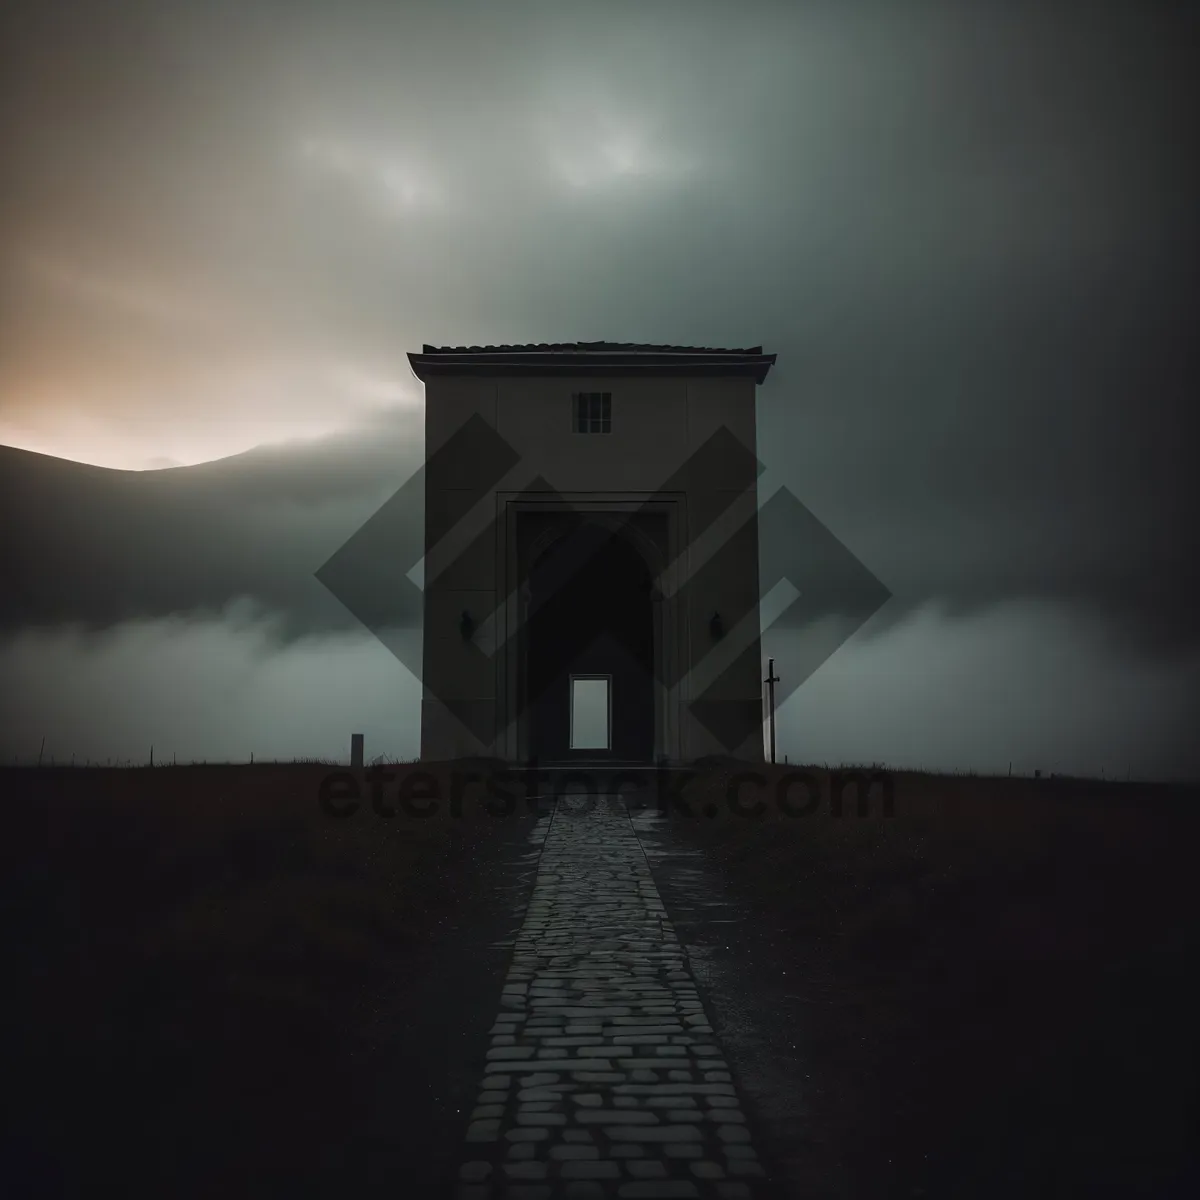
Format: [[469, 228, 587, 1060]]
[[0, 1, 1196, 651]]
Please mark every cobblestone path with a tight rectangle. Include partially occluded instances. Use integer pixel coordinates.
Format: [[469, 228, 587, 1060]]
[[453, 792, 774, 1199]]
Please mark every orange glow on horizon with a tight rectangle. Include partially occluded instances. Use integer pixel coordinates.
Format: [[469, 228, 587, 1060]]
[[0, 364, 425, 471], [0, 409, 421, 472]]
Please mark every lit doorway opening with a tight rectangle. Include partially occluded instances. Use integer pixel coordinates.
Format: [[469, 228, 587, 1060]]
[[569, 674, 611, 751]]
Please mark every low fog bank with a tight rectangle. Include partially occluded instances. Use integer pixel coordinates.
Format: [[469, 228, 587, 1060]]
[[2, 597, 1196, 781], [771, 598, 1200, 782], [0, 602, 418, 768]]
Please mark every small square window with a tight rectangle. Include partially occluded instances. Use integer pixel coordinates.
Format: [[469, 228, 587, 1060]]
[[573, 391, 611, 433]]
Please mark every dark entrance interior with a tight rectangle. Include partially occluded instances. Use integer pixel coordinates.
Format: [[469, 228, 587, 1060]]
[[525, 519, 655, 764]]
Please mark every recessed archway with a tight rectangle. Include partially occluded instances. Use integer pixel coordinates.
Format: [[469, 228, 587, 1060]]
[[525, 517, 656, 764]]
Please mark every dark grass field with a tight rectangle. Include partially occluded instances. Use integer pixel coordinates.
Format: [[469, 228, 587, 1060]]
[[0, 762, 539, 1199], [3, 762, 1198, 1198], [664, 764, 1200, 1198]]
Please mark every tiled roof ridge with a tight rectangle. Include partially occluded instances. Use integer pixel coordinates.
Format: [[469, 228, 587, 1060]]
[[420, 341, 765, 355]]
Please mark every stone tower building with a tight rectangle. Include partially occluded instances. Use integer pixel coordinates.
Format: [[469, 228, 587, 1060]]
[[407, 342, 777, 767]]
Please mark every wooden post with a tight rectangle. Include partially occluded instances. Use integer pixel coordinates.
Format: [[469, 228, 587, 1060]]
[[351, 734, 364, 770], [764, 659, 780, 765]]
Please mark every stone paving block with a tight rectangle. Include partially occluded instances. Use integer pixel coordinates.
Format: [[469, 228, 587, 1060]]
[[617, 1182, 700, 1198], [723, 1145, 757, 1160], [576, 1110, 659, 1124], [717, 1125, 751, 1143], [614, 1083, 734, 1096], [626, 1159, 668, 1178], [518, 1087, 570, 1102], [487, 1046, 537, 1060], [603, 1125, 702, 1142], [503, 1162, 549, 1180], [550, 1144, 600, 1160], [515, 1110, 565, 1125], [563, 1184, 607, 1199], [561, 1160, 621, 1179], [504, 1128, 550, 1142]]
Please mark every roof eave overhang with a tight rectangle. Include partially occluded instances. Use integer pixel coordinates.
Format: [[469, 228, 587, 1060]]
[[407, 353, 777, 386]]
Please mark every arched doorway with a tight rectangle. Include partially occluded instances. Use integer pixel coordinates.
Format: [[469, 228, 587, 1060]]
[[525, 518, 656, 763]]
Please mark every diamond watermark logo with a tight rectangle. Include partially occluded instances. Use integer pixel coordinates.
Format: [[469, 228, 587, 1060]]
[[316, 413, 890, 755]]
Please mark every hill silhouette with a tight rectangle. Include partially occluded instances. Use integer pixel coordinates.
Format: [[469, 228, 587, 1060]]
[[0, 416, 425, 640]]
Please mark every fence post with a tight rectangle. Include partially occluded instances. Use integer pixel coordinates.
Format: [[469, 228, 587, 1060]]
[[764, 660, 780, 765]]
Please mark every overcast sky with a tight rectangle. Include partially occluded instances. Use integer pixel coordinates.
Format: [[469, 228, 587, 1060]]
[[1, 1, 1196, 777]]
